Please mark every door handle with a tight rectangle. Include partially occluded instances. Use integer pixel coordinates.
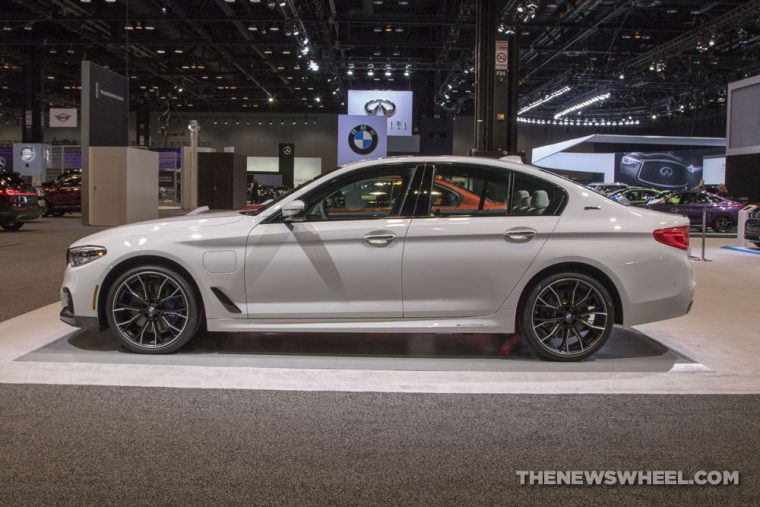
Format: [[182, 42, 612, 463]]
[[363, 233, 396, 247], [505, 228, 536, 243]]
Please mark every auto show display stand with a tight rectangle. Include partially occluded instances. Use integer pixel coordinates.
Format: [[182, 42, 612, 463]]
[[197, 152, 247, 210], [87, 147, 159, 226]]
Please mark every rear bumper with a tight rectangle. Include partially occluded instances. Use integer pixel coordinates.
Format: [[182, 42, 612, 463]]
[[0, 206, 42, 224]]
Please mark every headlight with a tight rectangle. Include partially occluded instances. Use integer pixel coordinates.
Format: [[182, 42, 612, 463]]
[[67, 246, 107, 267]]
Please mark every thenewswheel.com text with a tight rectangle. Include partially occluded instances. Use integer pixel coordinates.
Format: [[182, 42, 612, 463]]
[[516, 470, 739, 486]]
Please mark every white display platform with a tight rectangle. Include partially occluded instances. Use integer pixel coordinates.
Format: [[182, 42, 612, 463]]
[[0, 303, 723, 394]]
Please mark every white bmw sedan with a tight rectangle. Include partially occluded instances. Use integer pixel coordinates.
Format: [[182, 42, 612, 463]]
[[61, 156, 695, 361]]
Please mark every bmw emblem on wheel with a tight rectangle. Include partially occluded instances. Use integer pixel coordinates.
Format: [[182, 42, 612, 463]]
[[349, 124, 379, 155]]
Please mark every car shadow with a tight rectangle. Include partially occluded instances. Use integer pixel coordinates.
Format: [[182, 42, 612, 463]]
[[63, 325, 671, 362]]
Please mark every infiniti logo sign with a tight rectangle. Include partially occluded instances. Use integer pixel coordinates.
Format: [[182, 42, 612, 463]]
[[659, 166, 674, 177], [364, 99, 397, 117]]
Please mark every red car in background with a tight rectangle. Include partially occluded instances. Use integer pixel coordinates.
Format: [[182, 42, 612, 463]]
[[43, 169, 82, 216]]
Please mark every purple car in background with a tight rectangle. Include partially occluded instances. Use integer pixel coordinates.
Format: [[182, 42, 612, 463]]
[[647, 190, 744, 233]]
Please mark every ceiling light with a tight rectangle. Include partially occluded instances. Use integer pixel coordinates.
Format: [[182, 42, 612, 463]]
[[347, 69, 354, 76], [156, 49, 166, 54], [308, 60, 319, 71], [248, 24, 258, 31], [174, 48, 183, 54], [268, 96, 274, 103], [518, 85, 571, 115], [554, 92, 610, 119], [270, 25, 279, 32]]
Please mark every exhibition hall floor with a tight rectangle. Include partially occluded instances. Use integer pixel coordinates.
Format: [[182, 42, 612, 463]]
[[3, 222, 760, 504]]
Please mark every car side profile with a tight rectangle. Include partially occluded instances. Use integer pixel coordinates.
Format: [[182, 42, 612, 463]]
[[647, 190, 743, 233], [43, 169, 82, 216], [60, 156, 695, 361]]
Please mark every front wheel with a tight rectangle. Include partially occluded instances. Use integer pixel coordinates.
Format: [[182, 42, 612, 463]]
[[105, 265, 202, 353], [1, 222, 23, 231], [519, 273, 615, 361], [712, 214, 732, 233]]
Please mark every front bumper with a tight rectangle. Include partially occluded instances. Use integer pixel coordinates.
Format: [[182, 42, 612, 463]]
[[59, 287, 101, 331], [744, 219, 760, 240]]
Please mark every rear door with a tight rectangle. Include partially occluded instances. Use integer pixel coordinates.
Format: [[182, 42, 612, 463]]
[[401, 163, 565, 318]]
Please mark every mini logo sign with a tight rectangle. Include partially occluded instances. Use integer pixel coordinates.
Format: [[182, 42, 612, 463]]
[[54, 112, 72, 123], [364, 99, 397, 117], [282, 145, 293, 156], [660, 166, 674, 177], [349, 125, 379, 155]]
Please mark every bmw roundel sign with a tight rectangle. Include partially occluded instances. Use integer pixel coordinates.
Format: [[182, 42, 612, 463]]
[[349, 124, 379, 155]]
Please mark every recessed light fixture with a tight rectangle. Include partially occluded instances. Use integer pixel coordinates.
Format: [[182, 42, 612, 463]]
[[174, 48, 184, 54]]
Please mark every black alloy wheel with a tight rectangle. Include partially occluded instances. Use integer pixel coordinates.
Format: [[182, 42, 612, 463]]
[[520, 272, 615, 361], [711, 215, 732, 233], [105, 265, 202, 354]]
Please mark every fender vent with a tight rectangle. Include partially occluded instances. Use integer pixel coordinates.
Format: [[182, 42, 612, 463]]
[[210, 287, 242, 314]]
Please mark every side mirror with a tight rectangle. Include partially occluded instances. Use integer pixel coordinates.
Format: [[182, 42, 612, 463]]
[[282, 199, 305, 222]]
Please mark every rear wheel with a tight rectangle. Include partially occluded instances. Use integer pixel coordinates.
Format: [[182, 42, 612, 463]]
[[1, 222, 23, 231], [712, 214, 732, 233], [519, 272, 615, 361], [105, 265, 202, 354]]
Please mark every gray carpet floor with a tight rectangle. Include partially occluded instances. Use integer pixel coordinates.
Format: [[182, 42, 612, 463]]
[[0, 385, 758, 505]]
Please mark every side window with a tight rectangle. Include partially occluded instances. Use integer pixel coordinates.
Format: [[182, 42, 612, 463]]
[[511, 173, 566, 216], [680, 193, 697, 204], [427, 164, 509, 217], [301, 165, 417, 221]]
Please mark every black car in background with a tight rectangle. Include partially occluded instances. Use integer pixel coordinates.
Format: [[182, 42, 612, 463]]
[[618, 152, 699, 190], [0, 171, 42, 230], [744, 205, 760, 248]]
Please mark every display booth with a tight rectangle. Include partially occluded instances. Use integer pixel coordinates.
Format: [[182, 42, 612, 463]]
[[531, 134, 726, 188], [197, 152, 247, 210]]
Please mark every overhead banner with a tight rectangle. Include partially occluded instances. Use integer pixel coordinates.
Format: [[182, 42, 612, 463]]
[[337, 114, 387, 166], [49, 108, 78, 128], [81, 61, 129, 147], [347, 90, 412, 136]]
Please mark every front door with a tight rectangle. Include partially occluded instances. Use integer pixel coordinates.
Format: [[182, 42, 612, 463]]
[[402, 163, 563, 318], [244, 163, 421, 319]]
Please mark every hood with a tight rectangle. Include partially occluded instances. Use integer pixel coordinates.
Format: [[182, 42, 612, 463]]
[[71, 211, 248, 248]]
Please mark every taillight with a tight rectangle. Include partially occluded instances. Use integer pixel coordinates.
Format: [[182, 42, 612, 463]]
[[653, 226, 689, 250], [0, 188, 36, 197]]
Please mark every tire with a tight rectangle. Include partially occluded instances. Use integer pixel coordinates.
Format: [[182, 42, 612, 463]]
[[711, 214, 732, 233], [519, 272, 615, 361], [49, 209, 65, 217], [105, 265, 202, 354], [1, 222, 24, 231]]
